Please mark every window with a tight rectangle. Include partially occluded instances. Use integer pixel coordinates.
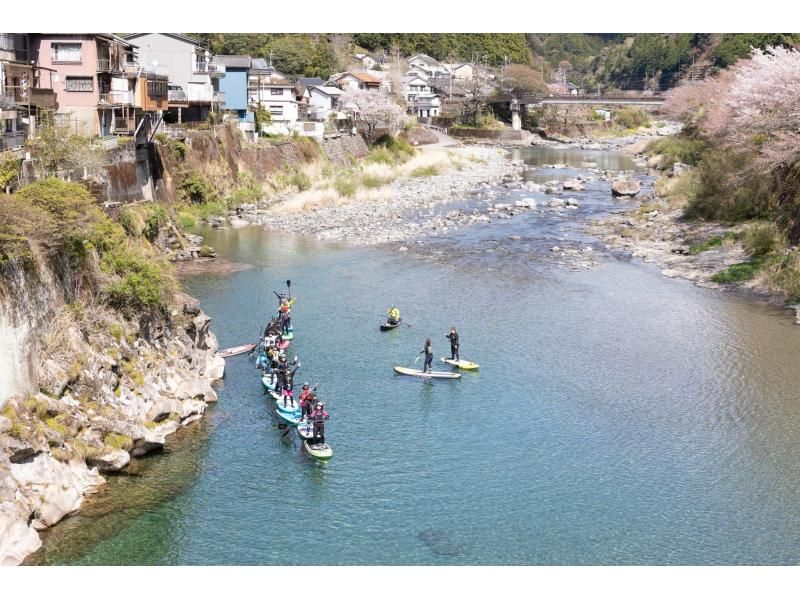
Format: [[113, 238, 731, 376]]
[[65, 76, 93, 92], [52, 43, 82, 64], [270, 88, 283, 96], [147, 80, 167, 97], [269, 105, 283, 116]]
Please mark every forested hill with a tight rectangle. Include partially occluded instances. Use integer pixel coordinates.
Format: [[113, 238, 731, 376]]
[[191, 33, 800, 91]]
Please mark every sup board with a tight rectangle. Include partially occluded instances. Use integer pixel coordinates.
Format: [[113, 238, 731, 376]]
[[440, 357, 480, 370], [393, 366, 461, 379], [217, 344, 257, 358]]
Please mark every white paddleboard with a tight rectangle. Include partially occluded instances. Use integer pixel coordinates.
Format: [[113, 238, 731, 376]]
[[393, 366, 461, 379]]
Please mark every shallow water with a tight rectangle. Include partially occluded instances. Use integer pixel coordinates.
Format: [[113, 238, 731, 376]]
[[29, 147, 800, 565]]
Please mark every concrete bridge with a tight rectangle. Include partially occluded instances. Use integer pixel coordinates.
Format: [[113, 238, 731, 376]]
[[488, 94, 666, 130], [489, 94, 666, 107]]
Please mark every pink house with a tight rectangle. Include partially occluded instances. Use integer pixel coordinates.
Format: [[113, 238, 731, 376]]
[[30, 33, 140, 136]]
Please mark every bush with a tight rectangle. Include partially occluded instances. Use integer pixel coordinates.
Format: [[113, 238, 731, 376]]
[[334, 177, 358, 197], [361, 174, 393, 189], [288, 170, 311, 191], [0, 153, 21, 189], [646, 136, 707, 168], [120, 204, 166, 242], [178, 171, 219, 204], [103, 246, 176, 313], [685, 149, 775, 222], [614, 107, 651, 130], [411, 165, 440, 177], [742, 222, 784, 257], [109, 322, 123, 341], [365, 148, 395, 165]]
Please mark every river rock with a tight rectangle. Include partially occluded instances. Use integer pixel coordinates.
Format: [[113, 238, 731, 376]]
[[670, 162, 692, 177], [89, 449, 130, 472], [39, 359, 70, 397], [205, 356, 225, 381], [562, 179, 585, 191], [565, 198, 580, 207], [0, 415, 10, 434], [10, 454, 104, 528], [228, 217, 249, 228], [0, 506, 42, 566], [204, 386, 218, 403], [548, 198, 565, 207], [179, 399, 206, 420], [514, 199, 535, 209], [131, 429, 166, 457], [147, 397, 181, 421], [611, 179, 641, 197]]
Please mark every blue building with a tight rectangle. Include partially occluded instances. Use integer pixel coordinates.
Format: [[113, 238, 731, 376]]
[[213, 55, 252, 120]]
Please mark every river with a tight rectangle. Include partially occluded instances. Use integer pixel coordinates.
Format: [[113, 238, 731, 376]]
[[28, 146, 800, 565]]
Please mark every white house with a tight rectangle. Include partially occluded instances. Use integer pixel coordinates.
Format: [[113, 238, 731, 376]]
[[400, 74, 440, 118], [407, 53, 449, 78], [442, 63, 474, 81], [248, 70, 298, 134], [305, 85, 344, 121], [332, 71, 382, 92]]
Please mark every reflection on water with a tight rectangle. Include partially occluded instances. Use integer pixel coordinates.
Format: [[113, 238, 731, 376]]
[[30, 147, 800, 565]]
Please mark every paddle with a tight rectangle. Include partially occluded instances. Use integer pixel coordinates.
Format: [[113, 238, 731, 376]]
[[286, 279, 291, 298]]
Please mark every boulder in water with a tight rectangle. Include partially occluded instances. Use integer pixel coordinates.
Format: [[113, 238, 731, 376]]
[[611, 179, 640, 197]]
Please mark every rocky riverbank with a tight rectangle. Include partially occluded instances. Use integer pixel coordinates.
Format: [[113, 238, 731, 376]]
[[0, 282, 224, 565]]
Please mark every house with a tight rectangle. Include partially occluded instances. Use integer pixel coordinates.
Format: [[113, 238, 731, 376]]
[[28, 33, 164, 137], [331, 71, 381, 93], [213, 55, 252, 119], [0, 33, 56, 149], [407, 53, 449, 79], [303, 85, 344, 122], [355, 52, 385, 70], [593, 108, 612, 122], [443, 63, 474, 81], [247, 65, 298, 134], [400, 75, 440, 118], [123, 33, 225, 124]]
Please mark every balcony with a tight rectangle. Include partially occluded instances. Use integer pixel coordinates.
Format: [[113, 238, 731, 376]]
[[28, 88, 55, 108], [98, 91, 133, 106], [168, 89, 188, 104], [0, 131, 26, 150], [193, 63, 225, 76], [97, 58, 112, 72]]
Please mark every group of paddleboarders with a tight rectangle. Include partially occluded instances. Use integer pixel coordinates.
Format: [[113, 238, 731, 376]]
[[254, 288, 331, 447], [418, 327, 459, 373]]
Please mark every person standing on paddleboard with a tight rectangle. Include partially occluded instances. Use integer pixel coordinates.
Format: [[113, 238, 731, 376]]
[[312, 403, 329, 443], [388, 305, 400, 325], [420, 338, 433, 373], [445, 327, 459, 361]]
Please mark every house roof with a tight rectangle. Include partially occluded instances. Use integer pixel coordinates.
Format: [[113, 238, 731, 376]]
[[408, 53, 439, 65], [310, 86, 344, 96], [402, 75, 429, 84], [213, 55, 252, 68], [123, 32, 205, 48], [338, 71, 381, 84], [298, 77, 324, 86]]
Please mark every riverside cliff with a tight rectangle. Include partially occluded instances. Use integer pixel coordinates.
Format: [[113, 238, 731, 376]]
[[0, 178, 225, 565]]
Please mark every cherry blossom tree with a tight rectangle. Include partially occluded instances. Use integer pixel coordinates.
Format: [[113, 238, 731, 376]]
[[725, 46, 800, 165], [341, 89, 410, 143]]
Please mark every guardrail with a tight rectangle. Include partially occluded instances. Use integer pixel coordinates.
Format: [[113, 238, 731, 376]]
[[98, 91, 133, 106], [168, 89, 188, 102], [194, 63, 225, 75]]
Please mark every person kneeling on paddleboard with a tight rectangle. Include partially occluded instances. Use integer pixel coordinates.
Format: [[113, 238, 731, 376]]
[[388, 305, 400, 325], [312, 403, 329, 443], [420, 338, 433, 373], [445, 327, 459, 361]]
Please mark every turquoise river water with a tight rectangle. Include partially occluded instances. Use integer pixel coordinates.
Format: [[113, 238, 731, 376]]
[[28, 147, 800, 565]]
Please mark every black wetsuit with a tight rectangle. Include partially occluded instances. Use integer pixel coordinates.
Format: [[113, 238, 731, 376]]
[[421, 343, 433, 372], [446, 331, 459, 361], [312, 410, 326, 443]]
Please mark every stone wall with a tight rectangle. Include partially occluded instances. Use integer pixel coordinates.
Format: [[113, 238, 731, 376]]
[[320, 134, 369, 166]]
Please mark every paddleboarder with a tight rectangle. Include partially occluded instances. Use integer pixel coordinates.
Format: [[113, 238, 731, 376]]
[[420, 338, 433, 373], [445, 327, 460, 361], [312, 403, 329, 444], [387, 305, 400, 325]]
